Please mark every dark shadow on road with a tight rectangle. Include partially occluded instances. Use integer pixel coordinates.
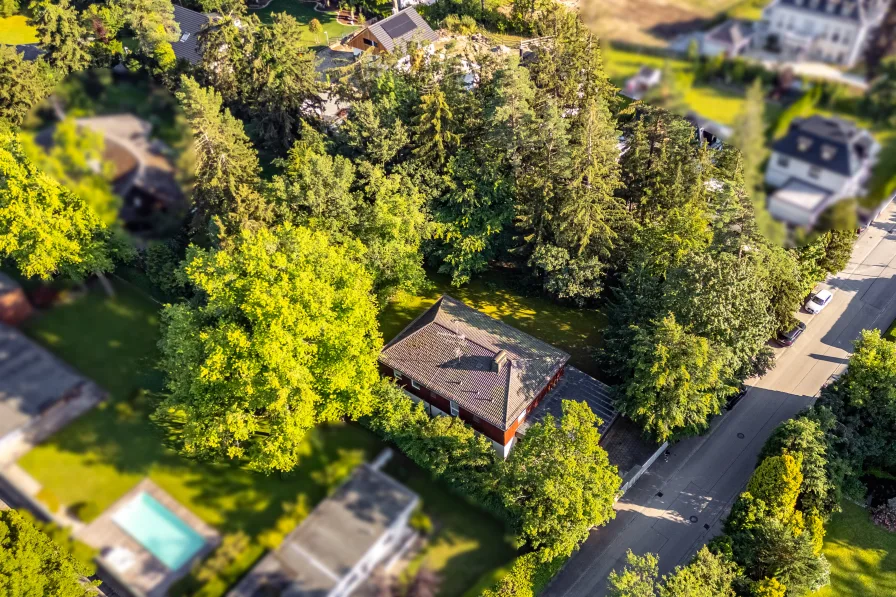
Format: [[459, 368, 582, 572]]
[[821, 273, 896, 349], [807, 353, 849, 365]]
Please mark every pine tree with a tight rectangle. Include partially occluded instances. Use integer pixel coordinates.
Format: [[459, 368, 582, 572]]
[[411, 87, 459, 165], [175, 76, 270, 235], [28, 0, 90, 75], [731, 80, 785, 244]]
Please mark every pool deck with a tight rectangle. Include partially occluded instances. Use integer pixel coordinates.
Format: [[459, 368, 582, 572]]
[[75, 478, 220, 597]]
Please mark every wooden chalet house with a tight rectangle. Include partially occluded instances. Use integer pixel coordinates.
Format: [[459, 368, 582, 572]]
[[346, 8, 438, 54], [379, 295, 569, 457]]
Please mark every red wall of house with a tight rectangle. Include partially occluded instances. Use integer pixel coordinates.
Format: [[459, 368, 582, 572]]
[[378, 362, 567, 447]]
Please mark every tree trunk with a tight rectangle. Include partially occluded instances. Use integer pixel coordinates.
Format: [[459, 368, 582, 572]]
[[96, 272, 116, 298]]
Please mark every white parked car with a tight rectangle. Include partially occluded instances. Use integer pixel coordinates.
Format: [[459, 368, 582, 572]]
[[805, 289, 833, 314]]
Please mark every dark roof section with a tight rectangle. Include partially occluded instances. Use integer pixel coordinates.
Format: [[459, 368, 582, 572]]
[[771, 115, 873, 176], [777, 0, 866, 21], [517, 367, 618, 436], [13, 44, 44, 61], [380, 295, 571, 429], [706, 20, 754, 45], [0, 323, 86, 439], [228, 465, 418, 597], [172, 5, 212, 64], [365, 8, 437, 53]]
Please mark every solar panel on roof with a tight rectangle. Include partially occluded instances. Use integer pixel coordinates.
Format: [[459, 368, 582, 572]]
[[381, 12, 416, 39]]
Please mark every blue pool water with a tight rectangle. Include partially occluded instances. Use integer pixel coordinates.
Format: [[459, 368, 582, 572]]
[[112, 492, 205, 570]]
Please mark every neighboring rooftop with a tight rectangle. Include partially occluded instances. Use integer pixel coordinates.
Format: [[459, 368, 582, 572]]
[[172, 5, 212, 64], [380, 295, 571, 430], [706, 19, 754, 45], [228, 464, 418, 597], [364, 8, 437, 53], [772, 115, 875, 176], [775, 0, 866, 21], [518, 367, 618, 436], [0, 323, 86, 439]]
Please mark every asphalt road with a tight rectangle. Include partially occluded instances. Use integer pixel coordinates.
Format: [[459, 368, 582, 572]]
[[544, 202, 896, 597]]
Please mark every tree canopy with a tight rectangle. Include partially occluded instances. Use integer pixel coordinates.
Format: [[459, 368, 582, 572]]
[[156, 224, 382, 473], [0, 509, 96, 597], [502, 400, 620, 560]]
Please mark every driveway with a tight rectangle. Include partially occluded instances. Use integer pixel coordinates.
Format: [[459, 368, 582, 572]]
[[543, 201, 896, 597]]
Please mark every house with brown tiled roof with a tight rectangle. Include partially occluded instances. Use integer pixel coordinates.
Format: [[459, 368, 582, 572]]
[[379, 295, 570, 457]]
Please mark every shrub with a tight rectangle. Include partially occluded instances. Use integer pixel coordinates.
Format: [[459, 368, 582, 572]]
[[71, 501, 102, 523], [193, 531, 250, 583], [258, 497, 309, 550], [481, 550, 567, 597], [442, 14, 478, 35], [410, 508, 433, 535], [36, 487, 60, 514]]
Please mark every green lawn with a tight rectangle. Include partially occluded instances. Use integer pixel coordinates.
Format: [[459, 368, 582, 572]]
[[17, 276, 515, 596], [0, 15, 38, 45], [379, 271, 608, 379], [814, 501, 896, 597], [252, 0, 357, 47], [604, 48, 749, 126]]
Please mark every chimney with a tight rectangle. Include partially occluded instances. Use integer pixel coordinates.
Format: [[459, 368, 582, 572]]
[[491, 350, 509, 373]]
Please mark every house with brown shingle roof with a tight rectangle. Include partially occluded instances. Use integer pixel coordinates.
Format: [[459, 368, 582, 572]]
[[379, 295, 570, 457]]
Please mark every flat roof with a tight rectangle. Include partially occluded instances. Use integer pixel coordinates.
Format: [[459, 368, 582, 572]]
[[229, 465, 418, 597], [0, 324, 85, 439], [769, 178, 831, 213]]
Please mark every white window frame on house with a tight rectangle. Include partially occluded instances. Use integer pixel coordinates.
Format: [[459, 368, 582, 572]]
[[449, 401, 459, 417], [393, 369, 403, 380], [808, 165, 822, 179], [410, 379, 421, 390]]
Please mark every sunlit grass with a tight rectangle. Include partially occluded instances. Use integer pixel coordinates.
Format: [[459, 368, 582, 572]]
[[0, 15, 38, 45], [814, 501, 896, 597]]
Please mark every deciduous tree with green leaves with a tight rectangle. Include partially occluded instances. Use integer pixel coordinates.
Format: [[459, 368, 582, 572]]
[[608, 547, 738, 597], [0, 131, 111, 280], [501, 400, 619, 561], [619, 313, 729, 442], [20, 118, 121, 226], [155, 224, 382, 473], [0, 509, 97, 597]]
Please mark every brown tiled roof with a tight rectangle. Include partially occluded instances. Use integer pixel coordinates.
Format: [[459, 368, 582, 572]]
[[379, 296, 570, 430]]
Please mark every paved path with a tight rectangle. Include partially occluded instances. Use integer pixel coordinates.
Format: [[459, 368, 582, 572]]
[[544, 203, 896, 597]]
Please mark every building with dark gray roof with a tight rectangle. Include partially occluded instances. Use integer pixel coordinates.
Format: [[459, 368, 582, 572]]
[[172, 5, 212, 64], [0, 324, 87, 449], [380, 295, 571, 456], [228, 459, 418, 597], [765, 115, 880, 227], [346, 8, 438, 54]]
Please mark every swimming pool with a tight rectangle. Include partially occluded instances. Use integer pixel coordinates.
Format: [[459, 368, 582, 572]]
[[112, 492, 206, 570]]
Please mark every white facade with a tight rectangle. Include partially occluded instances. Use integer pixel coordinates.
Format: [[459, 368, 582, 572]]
[[765, 152, 853, 193], [758, 0, 890, 67], [330, 504, 417, 597]]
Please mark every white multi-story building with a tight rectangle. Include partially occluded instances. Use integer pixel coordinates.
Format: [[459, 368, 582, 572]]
[[765, 115, 879, 227], [758, 0, 891, 67]]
